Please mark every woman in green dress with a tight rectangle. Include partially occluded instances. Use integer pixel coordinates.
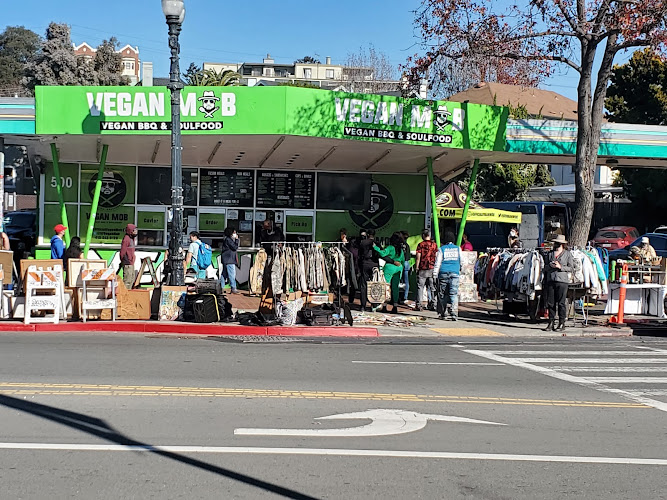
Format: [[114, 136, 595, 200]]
[[374, 232, 405, 314]]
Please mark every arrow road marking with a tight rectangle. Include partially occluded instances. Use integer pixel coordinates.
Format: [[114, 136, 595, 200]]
[[234, 409, 505, 437]]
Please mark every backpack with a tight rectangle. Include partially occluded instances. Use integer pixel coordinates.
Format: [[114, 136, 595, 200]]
[[196, 241, 212, 269]]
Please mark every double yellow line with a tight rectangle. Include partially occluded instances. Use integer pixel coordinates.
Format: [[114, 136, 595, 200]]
[[0, 382, 647, 408]]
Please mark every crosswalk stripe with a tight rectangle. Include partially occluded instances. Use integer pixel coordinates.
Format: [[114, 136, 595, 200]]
[[486, 351, 667, 356], [552, 367, 667, 373], [585, 377, 667, 384], [628, 390, 667, 396], [509, 358, 667, 364], [462, 349, 667, 413]]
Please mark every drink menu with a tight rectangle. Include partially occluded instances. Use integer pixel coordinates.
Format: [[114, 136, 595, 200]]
[[199, 169, 254, 207], [256, 171, 315, 209]]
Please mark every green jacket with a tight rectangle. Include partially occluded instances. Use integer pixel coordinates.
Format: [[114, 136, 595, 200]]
[[374, 244, 405, 281]]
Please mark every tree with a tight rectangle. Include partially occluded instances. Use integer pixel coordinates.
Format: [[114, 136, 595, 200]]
[[93, 37, 128, 86], [201, 68, 241, 86], [457, 163, 554, 201], [183, 62, 205, 85], [407, 0, 667, 246], [294, 56, 321, 64], [0, 26, 40, 94], [343, 44, 399, 94], [606, 48, 667, 219], [23, 23, 96, 93]]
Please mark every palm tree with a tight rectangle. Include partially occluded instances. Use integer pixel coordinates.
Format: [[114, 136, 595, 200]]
[[202, 69, 241, 86]]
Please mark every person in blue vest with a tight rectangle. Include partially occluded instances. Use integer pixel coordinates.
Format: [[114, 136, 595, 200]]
[[433, 231, 462, 321], [50, 224, 67, 259]]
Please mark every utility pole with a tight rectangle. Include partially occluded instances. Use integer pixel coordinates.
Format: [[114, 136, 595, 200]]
[[162, 0, 186, 286]]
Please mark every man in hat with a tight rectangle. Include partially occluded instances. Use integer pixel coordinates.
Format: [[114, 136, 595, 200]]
[[198, 91, 220, 118], [638, 236, 657, 262], [51, 224, 67, 259], [543, 234, 573, 332]]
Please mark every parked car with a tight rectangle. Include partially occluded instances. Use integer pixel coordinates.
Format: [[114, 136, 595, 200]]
[[608, 233, 667, 260], [3, 209, 36, 261], [592, 226, 640, 250], [654, 226, 667, 234]]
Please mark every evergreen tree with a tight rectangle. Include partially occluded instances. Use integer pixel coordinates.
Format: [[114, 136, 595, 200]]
[[0, 26, 40, 92]]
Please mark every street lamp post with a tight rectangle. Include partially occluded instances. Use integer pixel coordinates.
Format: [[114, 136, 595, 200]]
[[162, 0, 186, 286]]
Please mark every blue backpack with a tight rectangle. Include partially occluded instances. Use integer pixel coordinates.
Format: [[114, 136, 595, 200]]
[[196, 241, 212, 269]]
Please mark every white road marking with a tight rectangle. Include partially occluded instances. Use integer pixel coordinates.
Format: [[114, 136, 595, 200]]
[[486, 351, 667, 356], [629, 390, 667, 396], [508, 358, 667, 364], [0, 442, 666, 465], [585, 377, 667, 384], [463, 349, 667, 413], [351, 361, 504, 366], [552, 367, 667, 373], [234, 409, 505, 437]]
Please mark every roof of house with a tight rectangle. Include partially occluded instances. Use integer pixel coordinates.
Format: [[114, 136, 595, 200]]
[[448, 82, 579, 121]]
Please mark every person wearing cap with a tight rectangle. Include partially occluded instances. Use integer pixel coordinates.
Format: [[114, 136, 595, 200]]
[[51, 224, 67, 259], [543, 234, 574, 332], [120, 224, 138, 289], [638, 236, 657, 262]]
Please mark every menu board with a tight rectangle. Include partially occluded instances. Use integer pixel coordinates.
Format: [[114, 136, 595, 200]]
[[199, 169, 254, 207], [256, 171, 315, 209]]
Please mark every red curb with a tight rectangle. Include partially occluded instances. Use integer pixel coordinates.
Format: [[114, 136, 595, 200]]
[[0, 321, 378, 337], [266, 326, 378, 337]]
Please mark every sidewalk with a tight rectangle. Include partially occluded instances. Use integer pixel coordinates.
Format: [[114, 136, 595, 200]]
[[0, 292, 631, 338]]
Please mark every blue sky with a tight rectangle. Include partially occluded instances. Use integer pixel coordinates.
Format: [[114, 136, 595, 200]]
[[2, 0, 586, 99]]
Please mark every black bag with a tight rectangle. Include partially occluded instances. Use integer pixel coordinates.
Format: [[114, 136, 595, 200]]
[[301, 304, 334, 326], [193, 294, 221, 323], [193, 278, 223, 295], [216, 294, 233, 322]]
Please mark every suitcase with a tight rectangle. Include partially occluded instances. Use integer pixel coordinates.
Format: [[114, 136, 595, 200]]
[[193, 279, 223, 295], [192, 293, 221, 323], [301, 305, 334, 326]]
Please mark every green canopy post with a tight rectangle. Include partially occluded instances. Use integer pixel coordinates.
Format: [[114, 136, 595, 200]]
[[426, 157, 440, 247], [83, 144, 109, 257], [49, 143, 71, 246], [456, 159, 480, 246]]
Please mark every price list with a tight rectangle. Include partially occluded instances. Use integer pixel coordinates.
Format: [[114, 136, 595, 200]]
[[256, 171, 314, 209], [199, 169, 254, 207]]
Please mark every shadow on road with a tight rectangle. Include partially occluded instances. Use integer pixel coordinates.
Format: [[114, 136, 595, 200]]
[[0, 394, 319, 500]]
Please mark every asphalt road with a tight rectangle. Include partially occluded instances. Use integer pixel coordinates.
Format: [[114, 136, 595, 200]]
[[1, 333, 667, 499]]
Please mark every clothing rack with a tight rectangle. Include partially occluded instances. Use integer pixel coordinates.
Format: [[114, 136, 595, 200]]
[[268, 241, 347, 310]]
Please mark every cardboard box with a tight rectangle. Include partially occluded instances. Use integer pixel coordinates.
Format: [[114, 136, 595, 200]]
[[116, 280, 151, 320], [306, 293, 334, 305]]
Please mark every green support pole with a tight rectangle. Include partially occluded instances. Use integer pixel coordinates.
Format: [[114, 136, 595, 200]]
[[426, 157, 440, 247], [456, 159, 480, 246], [50, 143, 71, 246], [84, 144, 108, 257]]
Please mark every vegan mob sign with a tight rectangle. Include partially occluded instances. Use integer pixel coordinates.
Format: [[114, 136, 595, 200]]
[[35, 86, 508, 151]]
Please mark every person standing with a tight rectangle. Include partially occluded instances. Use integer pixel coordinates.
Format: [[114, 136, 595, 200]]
[[220, 227, 240, 294], [185, 231, 209, 279], [543, 234, 573, 332], [433, 231, 462, 321], [260, 220, 284, 256], [638, 236, 657, 262], [374, 232, 405, 314], [358, 229, 379, 311], [415, 229, 438, 311], [400, 230, 411, 304], [63, 236, 83, 269], [50, 224, 67, 259], [120, 224, 138, 289], [461, 233, 474, 251]]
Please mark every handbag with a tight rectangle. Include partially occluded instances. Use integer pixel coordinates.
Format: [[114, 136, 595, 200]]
[[366, 268, 390, 305]]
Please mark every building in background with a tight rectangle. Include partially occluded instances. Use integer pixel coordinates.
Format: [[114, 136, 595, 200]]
[[73, 42, 141, 85], [203, 54, 419, 96]]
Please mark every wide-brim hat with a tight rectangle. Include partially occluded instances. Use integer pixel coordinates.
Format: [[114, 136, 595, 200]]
[[198, 91, 219, 101], [551, 234, 567, 244]]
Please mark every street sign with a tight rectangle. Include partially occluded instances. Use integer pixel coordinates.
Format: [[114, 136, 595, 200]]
[[234, 409, 505, 437]]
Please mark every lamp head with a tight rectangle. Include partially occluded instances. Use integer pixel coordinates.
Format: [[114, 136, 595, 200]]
[[162, 0, 185, 21]]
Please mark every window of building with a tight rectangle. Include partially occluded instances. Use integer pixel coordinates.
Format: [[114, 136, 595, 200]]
[[303, 68, 312, 78], [326, 69, 334, 79]]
